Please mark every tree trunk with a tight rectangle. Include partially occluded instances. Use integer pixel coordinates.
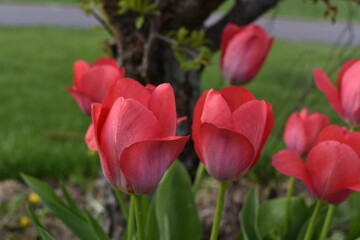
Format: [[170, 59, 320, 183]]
[[100, 0, 281, 176]]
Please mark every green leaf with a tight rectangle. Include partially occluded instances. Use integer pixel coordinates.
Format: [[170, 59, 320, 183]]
[[22, 174, 101, 240], [145, 201, 159, 240], [135, 16, 145, 29], [239, 188, 261, 240], [27, 206, 43, 228], [38, 227, 56, 240], [258, 197, 310, 240], [155, 161, 202, 240], [83, 208, 110, 240]]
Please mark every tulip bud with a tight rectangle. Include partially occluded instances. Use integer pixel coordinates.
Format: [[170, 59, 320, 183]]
[[221, 23, 273, 85]]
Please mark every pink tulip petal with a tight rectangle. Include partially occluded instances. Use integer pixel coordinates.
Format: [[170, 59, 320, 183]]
[[283, 112, 308, 156], [337, 59, 358, 90], [80, 66, 122, 103], [232, 100, 268, 154], [272, 149, 312, 191], [219, 86, 255, 112], [91, 57, 119, 69], [303, 112, 329, 150], [313, 68, 344, 117], [148, 83, 177, 137], [199, 123, 254, 181], [66, 87, 94, 115], [192, 90, 210, 161], [314, 125, 347, 146], [73, 60, 90, 87], [220, 23, 244, 65], [177, 116, 187, 123], [339, 61, 360, 121], [344, 131, 360, 158], [307, 141, 360, 204], [200, 89, 233, 129], [98, 78, 152, 135], [85, 123, 97, 150], [120, 136, 189, 194]]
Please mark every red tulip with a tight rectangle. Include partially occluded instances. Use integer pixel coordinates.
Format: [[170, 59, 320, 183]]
[[283, 108, 329, 156], [192, 86, 274, 181], [273, 125, 360, 204], [66, 57, 125, 115], [91, 77, 189, 194], [314, 59, 360, 127], [221, 23, 274, 85], [85, 123, 97, 151]]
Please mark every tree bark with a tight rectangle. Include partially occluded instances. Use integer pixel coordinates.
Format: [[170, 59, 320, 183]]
[[100, 0, 281, 176]]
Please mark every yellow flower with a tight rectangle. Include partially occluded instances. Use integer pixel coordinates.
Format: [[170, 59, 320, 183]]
[[28, 192, 41, 204], [19, 216, 30, 228]]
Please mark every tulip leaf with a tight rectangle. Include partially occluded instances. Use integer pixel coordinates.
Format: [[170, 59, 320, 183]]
[[83, 208, 110, 240], [258, 197, 310, 240], [239, 188, 261, 240], [346, 192, 360, 239], [295, 202, 326, 240], [22, 174, 106, 240], [155, 161, 202, 240], [38, 227, 57, 240]]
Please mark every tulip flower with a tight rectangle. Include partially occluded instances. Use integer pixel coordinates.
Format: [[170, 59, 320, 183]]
[[91, 77, 189, 195], [221, 23, 274, 85], [192, 86, 274, 182], [273, 125, 360, 204], [66, 57, 125, 115], [314, 59, 360, 127], [283, 108, 329, 156]]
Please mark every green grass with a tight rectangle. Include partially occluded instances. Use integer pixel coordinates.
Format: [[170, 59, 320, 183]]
[[0, 0, 76, 4], [0, 27, 110, 181], [219, 0, 360, 22], [201, 39, 360, 182]]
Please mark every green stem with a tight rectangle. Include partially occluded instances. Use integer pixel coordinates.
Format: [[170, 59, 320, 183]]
[[210, 181, 228, 240], [126, 197, 135, 240], [114, 189, 128, 220], [192, 163, 206, 193], [285, 177, 295, 232], [133, 195, 144, 240], [304, 200, 322, 240], [319, 204, 336, 240]]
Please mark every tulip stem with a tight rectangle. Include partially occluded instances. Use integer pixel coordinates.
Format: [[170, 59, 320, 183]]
[[319, 204, 336, 240], [210, 181, 228, 240], [114, 189, 128, 220], [192, 163, 206, 193], [285, 177, 295, 233], [304, 200, 322, 240], [126, 197, 135, 240], [133, 195, 144, 240]]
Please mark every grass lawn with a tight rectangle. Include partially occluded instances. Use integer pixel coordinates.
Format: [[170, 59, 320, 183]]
[[1, 26, 360, 182], [0, 27, 110, 181]]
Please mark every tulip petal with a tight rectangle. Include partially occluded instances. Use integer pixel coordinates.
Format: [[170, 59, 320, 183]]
[[199, 123, 254, 181], [232, 100, 268, 154], [66, 87, 94, 115], [313, 68, 344, 117], [148, 83, 177, 137], [220, 23, 244, 65], [98, 78, 152, 134], [120, 136, 189, 194], [219, 86, 255, 112], [337, 59, 358, 90], [303, 112, 329, 148], [307, 141, 360, 204], [314, 125, 347, 145], [192, 90, 210, 161], [339, 61, 360, 121], [92, 57, 119, 69], [73, 60, 90, 88], [85, 123, 97, 150], [283, 112, 308, 155], [80, 66, 122, 103], [201, 89, 233, 129], [272, 149, 312, 191]]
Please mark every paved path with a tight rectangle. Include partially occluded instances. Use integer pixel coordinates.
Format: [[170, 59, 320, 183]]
[[1, 3, 360, 45]]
